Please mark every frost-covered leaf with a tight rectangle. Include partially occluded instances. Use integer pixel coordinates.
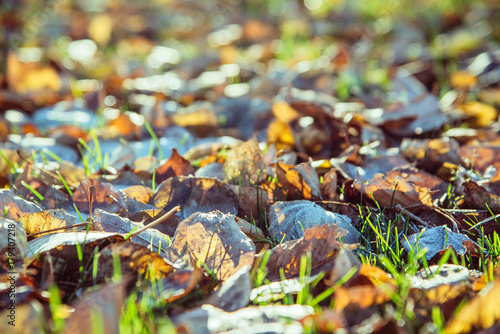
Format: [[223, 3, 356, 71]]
[[267, 200, 359, 243], [403, 226, 479, 261]]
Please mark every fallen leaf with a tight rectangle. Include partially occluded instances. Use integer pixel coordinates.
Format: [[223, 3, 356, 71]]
[[72, 179, 127, 215], [264, 223, 344, 281], [403, 226, 479, 261], [155, 148, 195, 184], [400, 138, 462, 173], [105, 112, 139, 138], [445, 279, 500, 333], [459, 102, 497, 128], [0, 189, 42, 220], [152, 176, 238, 220], [267, 200, 358, 243], [164, 211, 255, 282], [354, 173, 433, 209], [223, 137, 266, 186], [26, 231, 124, 258], [21, 209, 77, 238], [460, 181, 500, 212], [275, 161, 322, 200], [160, 267, 204, 303], [96, 242, 174, 282], [123, 185, 153, 204], [93, 210, 171, 253], [334, 284, 394, 312]]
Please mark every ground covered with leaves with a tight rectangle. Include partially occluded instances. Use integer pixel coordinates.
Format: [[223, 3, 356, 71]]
[[1, 0, 500, 333]]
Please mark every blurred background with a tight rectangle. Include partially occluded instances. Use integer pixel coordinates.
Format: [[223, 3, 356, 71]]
[[0, 0, 499, 119]]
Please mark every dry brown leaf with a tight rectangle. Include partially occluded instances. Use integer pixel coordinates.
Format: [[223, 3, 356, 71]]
[[354, 173, 433, 209], [223, 137, 266, 186], [7, 53, 62, 94], [410, 265, 475, 321], [276, 161, 322, 200], [123, 185, 153, 203], [72, 179, 127, 215], [272, 101, 301, 123], [164, 211, 255, 282], [386, 166, 448, 200], [130, 209, 180, 237], [321, 169, 338, 201], [155, 148, 195, 184], [228, 184, 270, 227], [460, 180, 500, 212], [400, 138, 461, 173], [334, 284, 395, 312], [161, 268, 204, 302], [264, 223, 344, 281], [152, 176, 238, 220], [459, 145, 500, 176], [96, 242, 174, 281]]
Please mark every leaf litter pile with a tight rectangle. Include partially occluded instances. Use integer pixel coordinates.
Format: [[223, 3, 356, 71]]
[[1, 1, 500, 333]]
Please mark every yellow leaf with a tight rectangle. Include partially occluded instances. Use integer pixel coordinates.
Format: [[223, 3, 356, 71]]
[[445, 279, 500, 333], [88, 14, 114, 45]]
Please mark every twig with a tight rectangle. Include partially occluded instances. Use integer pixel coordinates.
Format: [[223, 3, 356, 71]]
[[468, 213, 500, 231], [27, 222, 91, 238], [127, 205, 180, 238], [395, 204, 429, 228]]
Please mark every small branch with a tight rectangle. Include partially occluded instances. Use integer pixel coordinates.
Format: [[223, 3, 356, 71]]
[[395, 204, 429, 228], [27, 222, 91, 238], [127, 205, 180, 238]]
